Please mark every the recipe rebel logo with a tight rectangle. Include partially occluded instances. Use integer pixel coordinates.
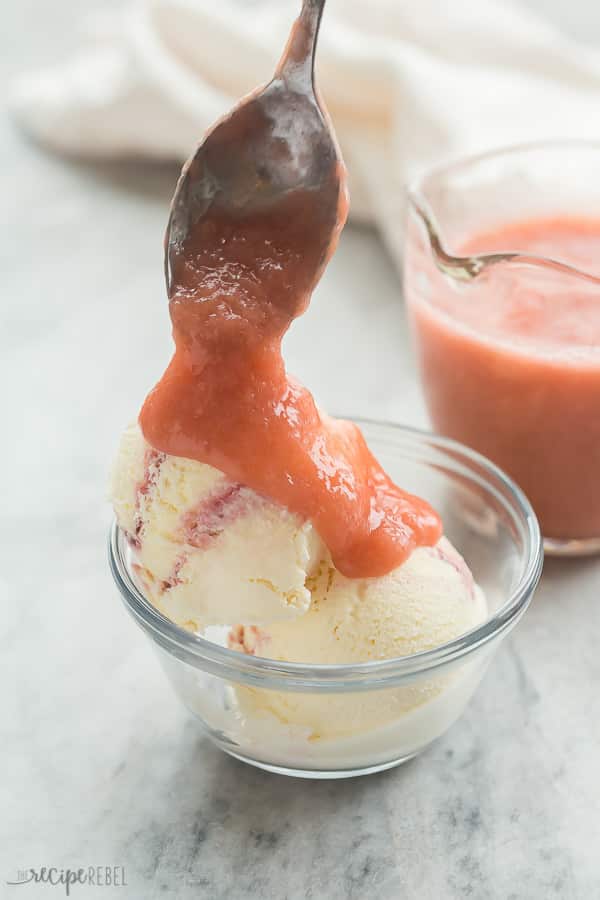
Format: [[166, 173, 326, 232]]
[[6, 866, 127, 895]]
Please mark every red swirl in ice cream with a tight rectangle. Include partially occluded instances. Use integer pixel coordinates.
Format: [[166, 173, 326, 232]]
[[139, 186, 441, 578]]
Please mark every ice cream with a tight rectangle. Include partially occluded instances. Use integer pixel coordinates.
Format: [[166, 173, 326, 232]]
[[228, 538, 486, 738], [111, 423, 325, 626]]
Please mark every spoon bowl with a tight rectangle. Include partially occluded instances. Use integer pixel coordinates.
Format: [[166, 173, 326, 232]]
[[166, 0, 347, 297]]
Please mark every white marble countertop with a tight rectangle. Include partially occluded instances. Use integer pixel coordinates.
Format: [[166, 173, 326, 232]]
[[3, 2, 600, 898]]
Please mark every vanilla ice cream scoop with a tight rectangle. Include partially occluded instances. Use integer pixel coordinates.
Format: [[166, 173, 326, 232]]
[[111, 424, 325, 627], [229, 539, 486, 739]]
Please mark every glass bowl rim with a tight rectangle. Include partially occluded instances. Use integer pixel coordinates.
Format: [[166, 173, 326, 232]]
[[108, 420, 543, 691]]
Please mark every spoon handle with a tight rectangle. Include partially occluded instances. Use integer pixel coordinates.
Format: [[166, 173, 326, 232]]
[[275, 0, 327, 90]]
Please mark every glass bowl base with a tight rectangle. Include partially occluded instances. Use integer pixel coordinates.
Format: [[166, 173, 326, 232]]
[[223, 747, 419, 779], [544, 535, 600, 557]]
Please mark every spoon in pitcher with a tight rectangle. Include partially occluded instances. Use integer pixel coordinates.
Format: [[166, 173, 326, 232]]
[[164, 0, 347, 298]]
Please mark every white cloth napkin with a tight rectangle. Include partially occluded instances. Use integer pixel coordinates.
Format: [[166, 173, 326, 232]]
[[10, 0, 600, 261]]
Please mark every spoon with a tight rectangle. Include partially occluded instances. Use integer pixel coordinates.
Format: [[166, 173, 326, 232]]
[[165, 0, 347, 298]]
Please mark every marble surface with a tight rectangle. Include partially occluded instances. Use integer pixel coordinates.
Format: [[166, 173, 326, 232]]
[[3, 2, 600, 898]]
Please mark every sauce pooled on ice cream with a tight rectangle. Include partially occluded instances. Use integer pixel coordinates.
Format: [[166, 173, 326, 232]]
[[140, 162, 441, 579]]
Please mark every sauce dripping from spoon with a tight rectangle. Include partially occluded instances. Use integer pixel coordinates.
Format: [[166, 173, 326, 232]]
[[140, 0, 441, 577]]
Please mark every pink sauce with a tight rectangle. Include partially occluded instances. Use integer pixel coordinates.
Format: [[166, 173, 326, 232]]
[[140, 192, 441, 578], [406, 216, 600, 540]]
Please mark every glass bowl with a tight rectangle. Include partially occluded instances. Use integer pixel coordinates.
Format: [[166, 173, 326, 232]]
[[108, 421, 542, 779]]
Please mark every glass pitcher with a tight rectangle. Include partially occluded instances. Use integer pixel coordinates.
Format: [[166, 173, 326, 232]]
[[404, 141, 600, 556]]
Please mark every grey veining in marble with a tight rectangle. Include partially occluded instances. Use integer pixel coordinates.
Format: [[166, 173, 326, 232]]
[[2, 2, 600, 898]]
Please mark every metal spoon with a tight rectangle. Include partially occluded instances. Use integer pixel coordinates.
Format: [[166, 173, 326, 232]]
[[165, 0, 347, 297]]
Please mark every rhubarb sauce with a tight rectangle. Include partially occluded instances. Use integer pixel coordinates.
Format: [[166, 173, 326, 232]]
[[140, 187, 441, 578]]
